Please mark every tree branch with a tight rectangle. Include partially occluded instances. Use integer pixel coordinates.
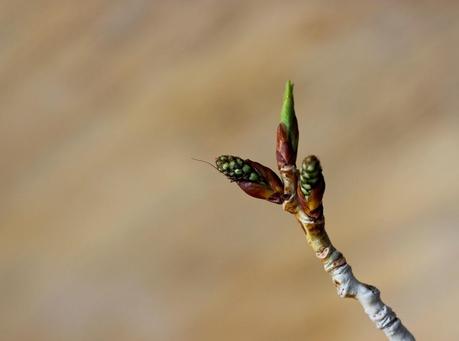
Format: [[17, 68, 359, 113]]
[[214, 81, 415, 340]]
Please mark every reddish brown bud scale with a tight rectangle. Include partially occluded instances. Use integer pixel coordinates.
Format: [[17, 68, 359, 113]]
[[237, 182, 283, 204], [246, 160, 284, 195], [276, 123, 296, 169], [215, 155, 284, 205], [297, 180, 325, 218]]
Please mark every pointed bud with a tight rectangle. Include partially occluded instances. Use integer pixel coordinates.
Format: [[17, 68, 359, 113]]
[[297, 155, 325, 217], [216, 155, 284, 204], [276, 80, 299, 169]]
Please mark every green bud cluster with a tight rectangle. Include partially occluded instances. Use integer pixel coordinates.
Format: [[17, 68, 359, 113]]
[[216, 155, 263, 184], [300, 156, 322, 197]]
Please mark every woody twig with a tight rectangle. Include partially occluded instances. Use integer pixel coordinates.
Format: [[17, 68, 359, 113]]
[[214, 81, 415, 341]]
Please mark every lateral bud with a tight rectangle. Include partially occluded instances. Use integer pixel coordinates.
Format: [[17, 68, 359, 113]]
[[297, 155, 325, 218], [216, 155, 284, 204]]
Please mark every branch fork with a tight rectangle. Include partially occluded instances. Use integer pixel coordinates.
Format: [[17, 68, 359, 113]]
[[214, 81, 415, 340]]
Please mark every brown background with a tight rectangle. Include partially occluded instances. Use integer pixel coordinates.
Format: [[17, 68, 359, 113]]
[[1, 1, 458, 340]]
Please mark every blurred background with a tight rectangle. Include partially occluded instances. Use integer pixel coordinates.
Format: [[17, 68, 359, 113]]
[[1, 0, 458, 340]]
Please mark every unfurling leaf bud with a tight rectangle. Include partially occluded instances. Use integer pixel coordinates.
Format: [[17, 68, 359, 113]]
[[276, 80, 299, 169], [297, 155, 325, 217], [216, 155, 284, 204]]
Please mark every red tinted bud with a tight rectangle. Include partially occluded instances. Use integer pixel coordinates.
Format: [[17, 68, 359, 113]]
[[297, 155, 325, 218], [276, 81, 299, 170], [276, 123, 296, 169], [216, 155, 284, 204]]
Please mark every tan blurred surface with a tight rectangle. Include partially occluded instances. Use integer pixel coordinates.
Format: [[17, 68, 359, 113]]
[[1, 1, 459, 340]]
